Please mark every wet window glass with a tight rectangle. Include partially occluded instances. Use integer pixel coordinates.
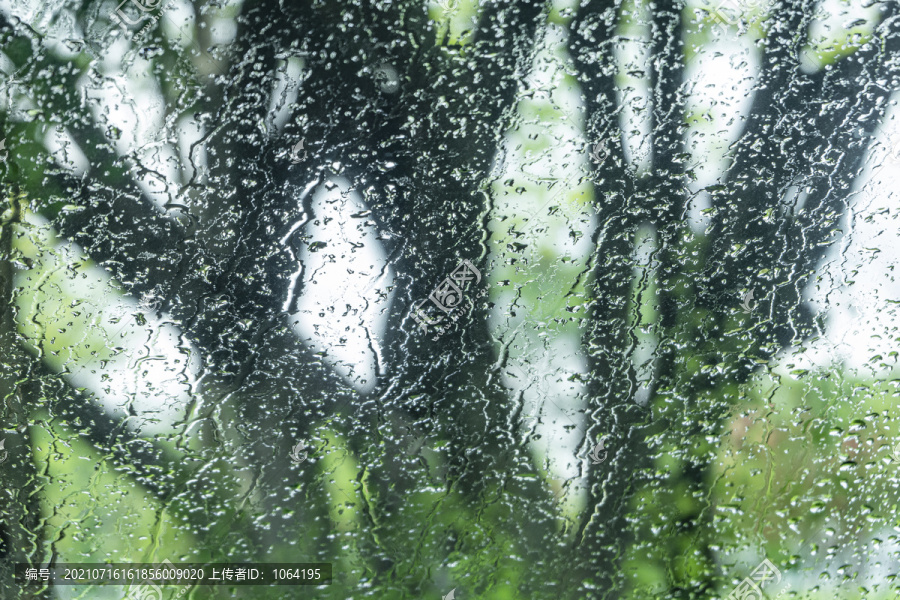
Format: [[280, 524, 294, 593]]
[[2, 0, 900, 597]]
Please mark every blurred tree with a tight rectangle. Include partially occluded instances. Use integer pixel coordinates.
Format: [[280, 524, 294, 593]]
[[1, 0, 899, 598]]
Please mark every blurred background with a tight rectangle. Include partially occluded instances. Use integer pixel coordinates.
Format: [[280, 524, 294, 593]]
[[1, 0, 900, 598]]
